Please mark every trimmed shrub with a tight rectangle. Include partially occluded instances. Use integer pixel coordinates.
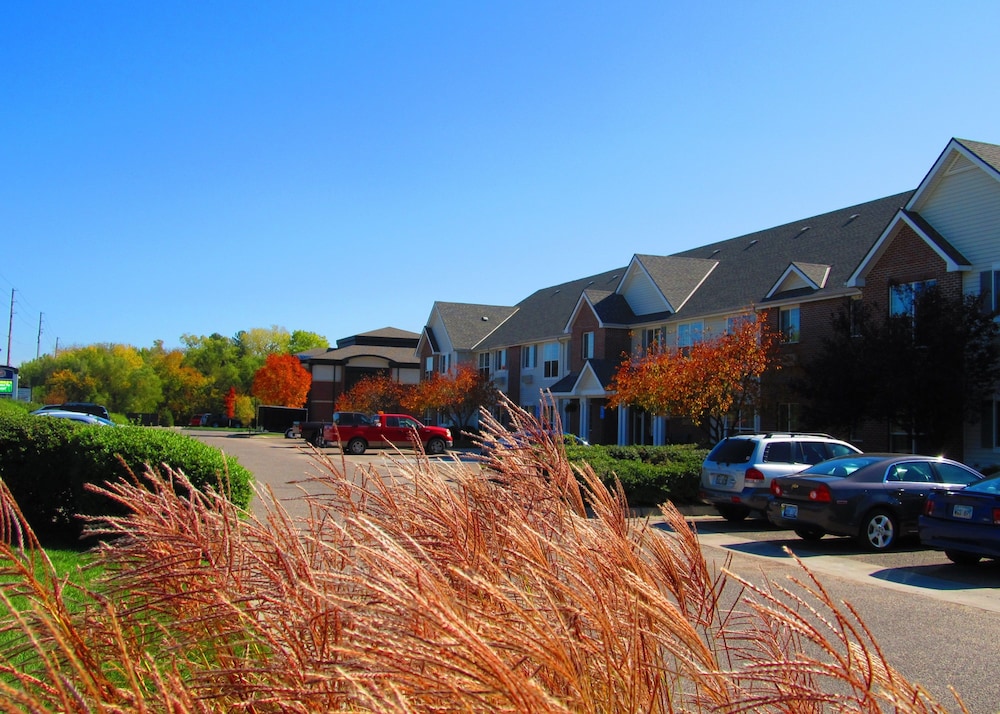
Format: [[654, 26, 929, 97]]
[[0, 409, 253, 544], [564, 443, 706, 507]]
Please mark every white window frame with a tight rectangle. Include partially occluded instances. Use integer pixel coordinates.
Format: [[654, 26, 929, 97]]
[[582, 331, 595, 360], [543, 342, 559, 378], [780, 306, 800, 343], [890, 280, 936, 320], [522, 344, 537, 369], [494, 349, 507, 371], [478, 352, 490, 378], [677, 321, 704, 349]]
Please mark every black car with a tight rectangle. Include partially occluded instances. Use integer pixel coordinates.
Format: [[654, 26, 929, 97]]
[[919, 473, 1000, 565], [33, 402, 110, 420], [766, 454, 984, 551]]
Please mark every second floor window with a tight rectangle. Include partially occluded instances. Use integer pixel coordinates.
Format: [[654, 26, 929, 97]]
[[891, 280, 937, 322], [522, 344, 537, 369], [582, 331, 595, 360], [543, 342, 559, 378], [494, 349, 507, 371], [424, 356, 434, 379], [780, 307, 800, 343], [478, 352, 490, 379], [439, 354, 451, 374]]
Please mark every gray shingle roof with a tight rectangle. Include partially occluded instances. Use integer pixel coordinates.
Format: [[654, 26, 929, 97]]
[[667, 191, 914, 318], [433, 302, 517, 350], [955, 138, 1000, 176], [634, 255, 719, 312], [477, 268, 627, 349]]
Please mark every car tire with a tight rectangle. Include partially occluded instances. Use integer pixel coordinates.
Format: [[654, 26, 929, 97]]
[[716, 504, 750, 522], [794, 527, 824, 541], [425, 437, 446, 455], [945, 550, 982, 566], [311, 431, 325, 447], [858, 509, 897, 551], [347, 437, 367, 455], [285, 428, 294, 439]]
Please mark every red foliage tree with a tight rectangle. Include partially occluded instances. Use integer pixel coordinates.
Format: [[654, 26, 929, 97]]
[[402, 364, 498, 432], [251, 354, 312, 407], [224, 386, 237, 419], [608, 313, 780, 443], [335, 374, 410, 414]]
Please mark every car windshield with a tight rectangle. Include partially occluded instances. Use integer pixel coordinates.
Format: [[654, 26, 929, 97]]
[[707, 438, 755, 464], [800, 455, 884, 477], [963, 474, 1000, 495]]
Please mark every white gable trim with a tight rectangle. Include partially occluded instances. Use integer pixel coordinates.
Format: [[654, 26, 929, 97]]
[[847, 211, 967, 287], [564, 293, 600, 333], [618, 255, 673, 315], [765, 263, 830, 299], [909, 138, 1000, 211]]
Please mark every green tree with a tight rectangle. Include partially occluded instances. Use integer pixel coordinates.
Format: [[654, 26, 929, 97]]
[[180, 333, 253, 408], [288, 330, 329, 354]]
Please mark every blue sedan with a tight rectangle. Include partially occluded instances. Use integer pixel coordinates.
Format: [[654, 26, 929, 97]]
[[919, 473, 1000, 565]]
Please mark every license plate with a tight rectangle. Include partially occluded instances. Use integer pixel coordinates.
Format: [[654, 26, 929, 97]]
[[952, 504, 973, 519], [714, 473, 728, 486], [781, 504, 798, 519]]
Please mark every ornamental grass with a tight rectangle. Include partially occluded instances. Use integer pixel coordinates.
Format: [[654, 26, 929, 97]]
[[0, 400, 965, 712]]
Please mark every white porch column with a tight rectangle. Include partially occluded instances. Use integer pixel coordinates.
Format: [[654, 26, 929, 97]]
[[579, 398, 590, 441], [617, 406, 629, 446]]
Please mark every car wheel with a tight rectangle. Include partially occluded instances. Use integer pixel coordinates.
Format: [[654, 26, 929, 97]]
[[347, 437, 367, 455], [425, 437, 446, 455], [716, 504, 750, 522], [794, 527, 824, 541], [945, 550, 982, 566], [285, 428, 294, 439], [858, 509, 897, 551], [311, 431, 325, 447]]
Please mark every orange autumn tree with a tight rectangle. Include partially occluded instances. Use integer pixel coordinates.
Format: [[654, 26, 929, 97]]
[[608, 313, 780, 443], [403, 364, 498, 433], [335, 374, 410, 414], [251, 353, 312, 407]]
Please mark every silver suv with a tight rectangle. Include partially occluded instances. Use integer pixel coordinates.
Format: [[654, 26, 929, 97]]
[[700, 433, 861, 521]]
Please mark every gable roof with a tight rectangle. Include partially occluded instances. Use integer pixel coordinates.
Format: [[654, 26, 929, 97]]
[[477, 268, 627, 350], [629, 255, 719, 313], [304, 326, 421, 366], [431, 302, 517, 350], [657, 191, 913, 319]]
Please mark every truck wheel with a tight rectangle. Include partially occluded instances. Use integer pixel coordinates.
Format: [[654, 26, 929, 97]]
[[425, 437, 446, 455], [285, 428, 295, 439], [311, 431, 325, 447], [347, 437, 367, 455]]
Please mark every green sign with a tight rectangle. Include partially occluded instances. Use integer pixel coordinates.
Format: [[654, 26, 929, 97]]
[[0, 380, 12, 394]]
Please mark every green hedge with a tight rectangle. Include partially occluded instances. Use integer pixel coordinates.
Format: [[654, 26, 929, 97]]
[[0, 405, 253, 544], [564, 443, 707, 508]]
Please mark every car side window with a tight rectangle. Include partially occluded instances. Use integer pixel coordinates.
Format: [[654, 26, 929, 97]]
[[800, 441, 828, 465], [385, 416, 399, 428], [887, 462, 933, 482], [764, 441, 793, 463], [933, 462, 981, 486], [827, 443, 856, 458]]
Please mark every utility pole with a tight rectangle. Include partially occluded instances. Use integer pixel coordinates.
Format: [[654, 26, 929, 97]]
[[37, 312, 44, 359], [5, 289, 13, 366]]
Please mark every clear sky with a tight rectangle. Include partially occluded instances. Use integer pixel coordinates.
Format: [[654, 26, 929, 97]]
[[3, 1, 999, 367]]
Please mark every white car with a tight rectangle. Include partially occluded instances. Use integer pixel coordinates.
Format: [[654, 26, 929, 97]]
[[33, 409, 115, 426]]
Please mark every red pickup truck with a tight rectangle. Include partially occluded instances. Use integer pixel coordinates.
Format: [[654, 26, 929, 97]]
[[318, 412, 453, 455]]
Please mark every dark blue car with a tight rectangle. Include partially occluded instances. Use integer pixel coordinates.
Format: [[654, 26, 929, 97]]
[[919, 473, 1000, 565]]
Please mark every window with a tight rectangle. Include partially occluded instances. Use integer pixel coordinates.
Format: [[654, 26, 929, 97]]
[[777, 403, 799, 432], [543, 343, 559, 378], [439, 353, 451, 374], [981, 271, 1000, 315], [494, 349, 507, 371], [478, 352, 490, 379], [522, 344, 537, 369], [677, 321, 703, 348], [726, 314, 753, 334], [424, 356, 434, 379], [890, 280, 936, 320], [780, 307, 800, 343], [582, 331, 595, 360], [642, 327, 665, 352]]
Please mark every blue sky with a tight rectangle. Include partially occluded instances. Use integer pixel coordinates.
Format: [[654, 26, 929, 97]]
[[3, 2, 999, 367]]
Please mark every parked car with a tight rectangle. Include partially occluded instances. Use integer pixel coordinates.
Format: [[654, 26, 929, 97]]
[[33, 409, 115, 426], [767, 454, 985, 551], [918, 473, 1000, 564], [700, 433, 861, 521], [33, 402, 110, 420], [285, 422, 301, 439]]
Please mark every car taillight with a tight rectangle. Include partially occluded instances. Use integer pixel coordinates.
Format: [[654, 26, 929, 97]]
[[808, 485, 831, 503], [924, 499, 935, 517], [770, 480, 783, 497], [993, 508, 1000, 525], [745, 467, 764, 483]]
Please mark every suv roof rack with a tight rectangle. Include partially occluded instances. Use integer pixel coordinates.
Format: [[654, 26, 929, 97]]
[[729, 432, 837, 439]]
